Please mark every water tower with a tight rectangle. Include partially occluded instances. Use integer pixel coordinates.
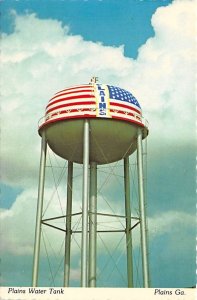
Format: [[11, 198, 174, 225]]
[[32, 77, 149, 288]]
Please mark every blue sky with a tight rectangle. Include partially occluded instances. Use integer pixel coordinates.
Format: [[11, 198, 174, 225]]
[[0, 0, 196, 289], [1, 0, 172, 58]]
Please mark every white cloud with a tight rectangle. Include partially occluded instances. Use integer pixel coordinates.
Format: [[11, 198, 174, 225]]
[[0, 0, 195, 260], [0, 189, 36, 255], [148, 210, 195, 238], [1, 0, 195, 189], [131, 0, 196, 144]]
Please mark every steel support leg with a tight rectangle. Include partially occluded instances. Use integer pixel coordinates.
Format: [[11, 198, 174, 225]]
[[124, 157, 133, 287], [88, 162, 97, 287], [137, 128, 149, 287], [32, 132, 47, 287], [81, 119, 90, 287], [64, 161, 73, 287]]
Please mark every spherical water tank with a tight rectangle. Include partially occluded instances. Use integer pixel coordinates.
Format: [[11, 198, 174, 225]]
[[38, 83, 148, 164]]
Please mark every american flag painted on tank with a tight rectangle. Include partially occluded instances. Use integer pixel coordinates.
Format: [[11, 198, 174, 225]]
[[40, 83, 143, 129], [107, 85, 141, 108]]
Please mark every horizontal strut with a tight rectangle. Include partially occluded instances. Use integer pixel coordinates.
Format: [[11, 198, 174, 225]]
[[42, 212, 82, 222], [42, 212, 140, 222], [41, 221, 141, 234], [89, 212, 140, 220]]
